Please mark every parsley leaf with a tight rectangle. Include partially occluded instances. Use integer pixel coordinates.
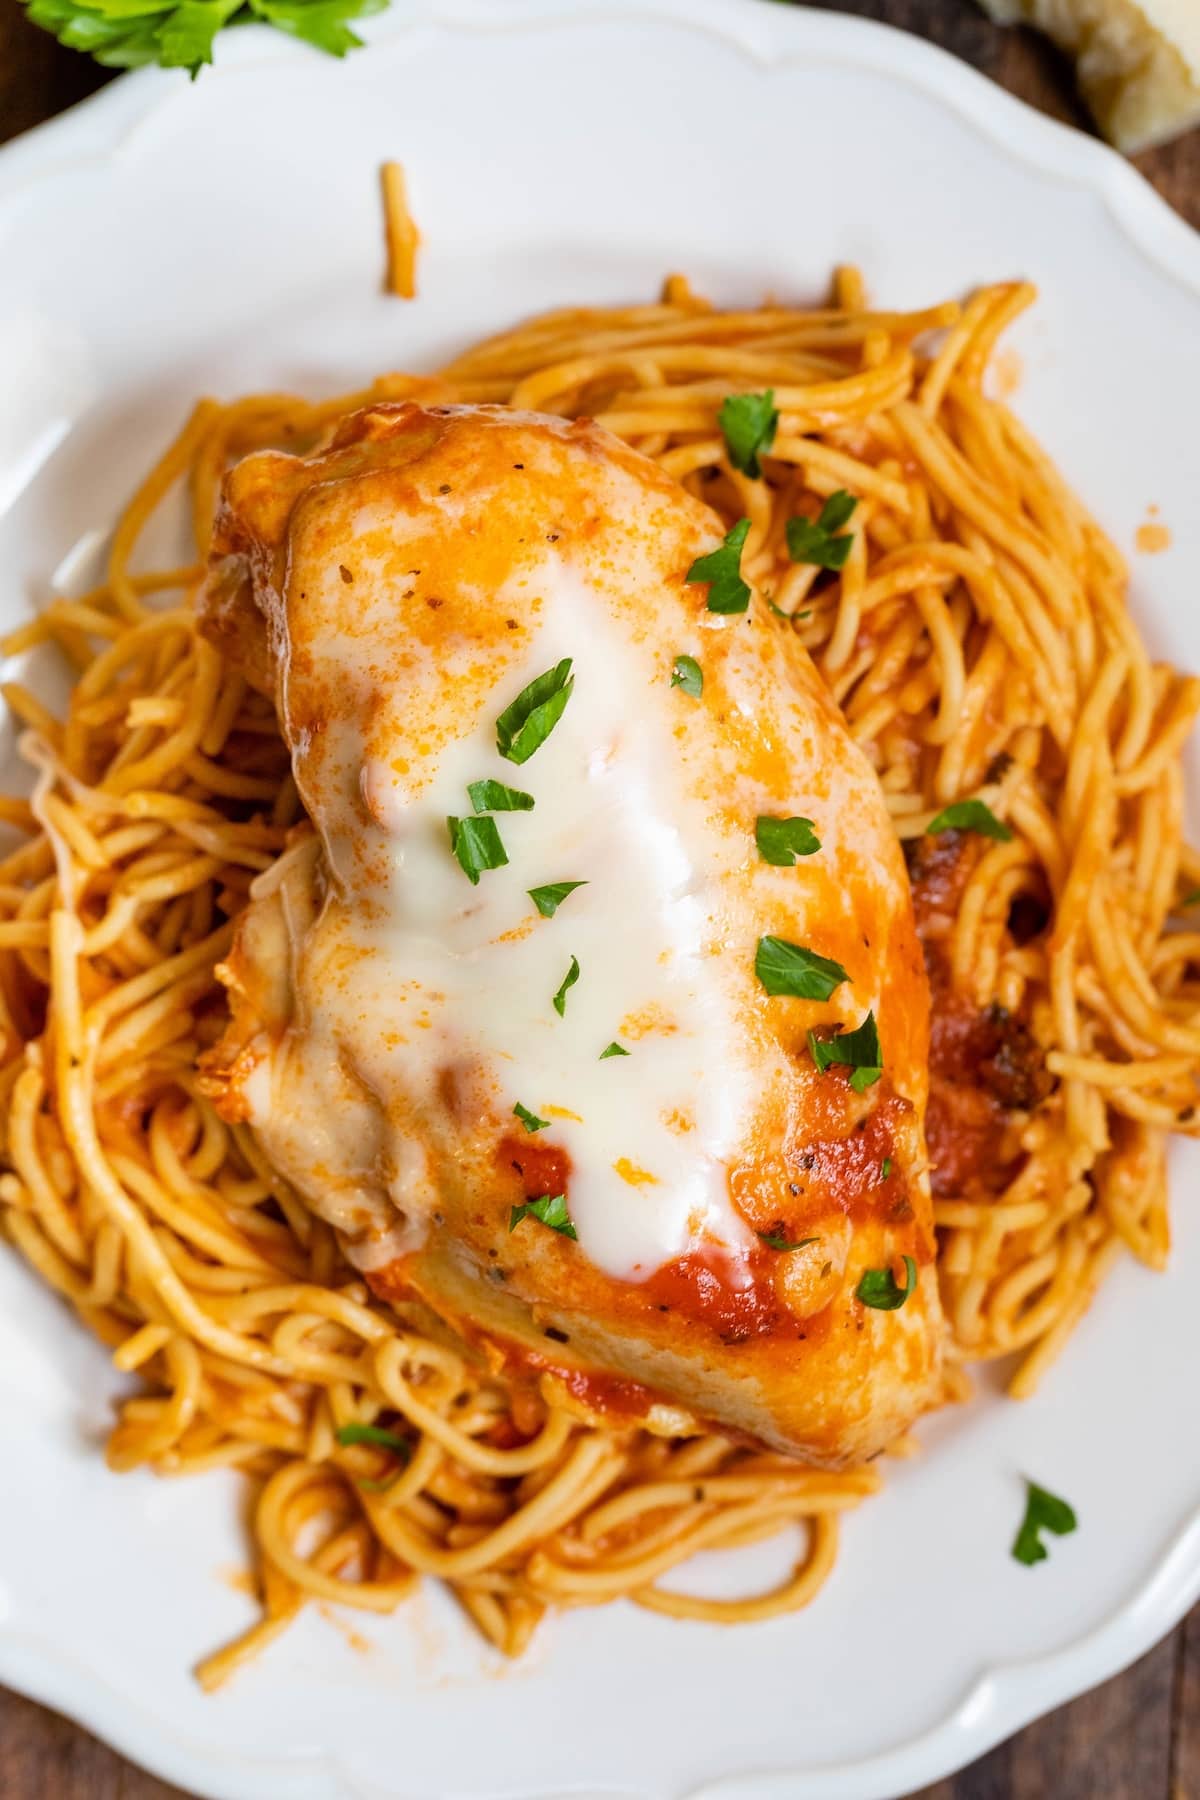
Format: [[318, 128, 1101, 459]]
[[23, 0, 159, 67], [513, 1102, 549, 1133], [468, 779, 535, 814], [719, 390, 779, 479], [335, 1421, 411, 1460], [786, 491, 858, 571], [496, 658, 574, 764], [1181, 889, 1200, 908], [509, 1194, 577, 1239], [671, 654, 703, 698], [754, 936, 850, 1001], [1012, 1479, 1078, 1566], [926, 799, 1013, 842], [248, 0, 385, 56], [447, 814, 508, 884], [855, 1255, 917, 1310], [24, 0, 384, 72], [552, 956, 580, 1017], [158, 0, 241, 65], [758, 1230, 819, 1252], [808, 1010, 882, 1092], [755, 815, 821, 865], [599, 1041, 630, 1059], [880, 1157, 892, 1180], [529, 881, 587, 918], [686, 518, 751, 615]]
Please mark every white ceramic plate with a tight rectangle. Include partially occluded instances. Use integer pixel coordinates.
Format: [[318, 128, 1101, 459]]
[[2, 4, 1200, 1796]]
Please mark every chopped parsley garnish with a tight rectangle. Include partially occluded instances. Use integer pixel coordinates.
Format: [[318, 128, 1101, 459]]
[[599, 1041, 630, 1059], [20, 0, 386, 75], [686, 518, 751, 615], [467, 778, 535, 814], [880, 1157, 892, 1180], [1012, 1479, 1078, 1566], [808, 1010, 883, 1093], [529, 881, 587, 918], [447, 814, 508, 884], [758, 1230, 819, 1252], [786, 491, 858, 571], [671, 654, 703, 697], [926, 798, 1013, 842], [552, 956, 580, 1017], [495, 658, 574, 764], [855, 1255, 916, 1310], [509, 1194, 577, 1239], [335, 1421, 412, 1461], [1182, 889, 1200, 908], [754, 936, 850, 1001], [513, 1102, 549, 1133], [719, 390, 779, 479], [755, 815, 821, 865]]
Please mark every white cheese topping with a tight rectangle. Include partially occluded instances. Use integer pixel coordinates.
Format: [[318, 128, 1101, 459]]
[[250, 555, 760, 1281]]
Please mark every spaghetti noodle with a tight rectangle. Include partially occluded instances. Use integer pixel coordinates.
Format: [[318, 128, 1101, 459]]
[[1, 269, 1196, 1682]]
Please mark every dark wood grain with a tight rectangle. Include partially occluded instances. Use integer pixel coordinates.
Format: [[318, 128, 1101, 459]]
[[0, 1, 1197, 1796]]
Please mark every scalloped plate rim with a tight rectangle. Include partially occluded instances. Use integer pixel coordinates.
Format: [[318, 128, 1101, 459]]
[[1, 4, 1198, 1797]]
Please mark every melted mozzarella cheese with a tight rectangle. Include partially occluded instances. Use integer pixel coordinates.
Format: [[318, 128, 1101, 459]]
[[242, 555, 759, 1281]]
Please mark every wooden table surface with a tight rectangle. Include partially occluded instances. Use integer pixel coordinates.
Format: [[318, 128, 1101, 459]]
[[1, 1, 1198, 1795]]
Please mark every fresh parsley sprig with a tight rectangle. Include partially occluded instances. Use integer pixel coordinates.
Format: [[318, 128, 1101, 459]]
[[719, 390, 778, 479], [671, 654, 703, 697], [786, 491, 858, 571], [808, 1010, 883, 1093], [468, 779, 535, 814], [855, 1255, 916, 1310], [686, 519, 751, 615], [335, 1421, 411, 1456], [509, 1194, 577, 1239], [23, 0, 386, 74], [447, 814, 508, 884], [513, 1102, 549, 1134], [926, 798, 1013, 841], [552, 956, 580, 1017], [496, 659, 574, 764], [754, 936, 849, 1001], [756, 815, 821, 865], [758, 1230, 819, 1253], [529, 881, 587, 918], [1012, 1479, 1077, 1566]]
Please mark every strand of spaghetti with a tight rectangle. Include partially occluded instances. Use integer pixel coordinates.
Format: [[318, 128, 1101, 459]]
[[255, 1462, 417, 1609], [918, 285, 1009, 416], [372, 1340, 575, 1474], [578, 1469, 875, 1543], [52, 971, 295, 1372], [527, 1488, 862, 1599], [108, 405, 221, 621], [364, 1437, 620, 1579], [1008, 1234, 1126, 1398], [380, 161, 419, 300], [634, 1512, 840, 1623]]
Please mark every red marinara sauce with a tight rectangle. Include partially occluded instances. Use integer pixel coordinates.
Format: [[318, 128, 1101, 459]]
[[907, 828, 1052, 1196]]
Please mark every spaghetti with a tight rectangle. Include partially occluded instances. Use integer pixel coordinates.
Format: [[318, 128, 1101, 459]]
[[1, 269, 1196, 1682], [381, 160, 419, 299]]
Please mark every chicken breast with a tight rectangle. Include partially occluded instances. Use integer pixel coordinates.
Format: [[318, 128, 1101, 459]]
[[198, 401, 942, 1464]]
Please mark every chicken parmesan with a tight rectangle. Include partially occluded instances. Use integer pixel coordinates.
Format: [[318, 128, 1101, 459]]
[[197, 400, 943, 1463], [4, 271, 1193, 1679]]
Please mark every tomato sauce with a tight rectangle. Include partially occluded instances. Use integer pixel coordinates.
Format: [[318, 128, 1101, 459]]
[[907, 830, 1052, 1197], [496, 1134, 572, 1200]]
